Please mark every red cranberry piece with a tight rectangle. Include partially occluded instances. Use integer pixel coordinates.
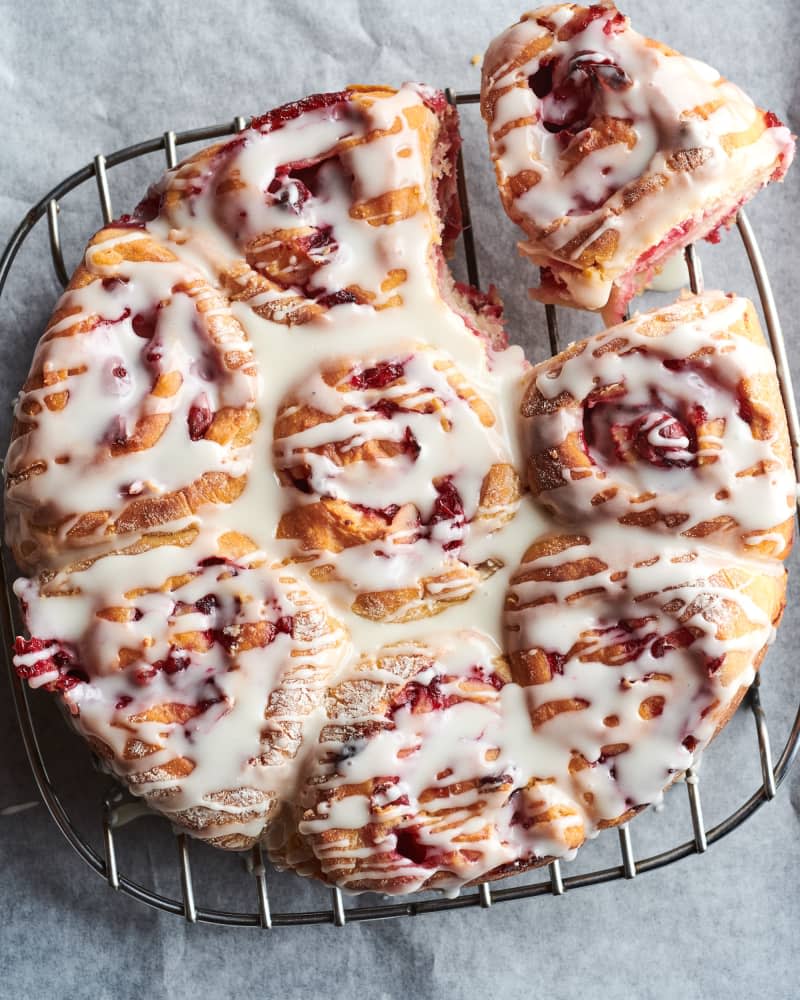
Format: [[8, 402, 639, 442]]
[[351, 503, 401, 526], [389, 676, 455, 716], [162, 654, 191, 675], [134, 188, 163, 222], [132, 309, 158, 340], [652, 627, 697, 659], [267, 174, 312, 214], [370, 398, 401, 420], [52, 670, 88, 693], [97, 306, 132, 329], [350, 360, 405, 390], [403, 427, 421, 462], [133, 666, 159, 685], [603, 11, 627, 35], [188, 396, 213, 440], [764, 110, 784, 129], [682, 735, 699, 753], [429, 478, 465, 526], [541, 50, 632, 135], [470, 665, 506, 691], [115, 694, 133, 710], [15, 636, 52, 656], [316, 289, 359, 309], [13, 637, 83, 692], [394, 827, 430, 866], [194, 594, 219, 615], [102, 277, 128, 292], [529, 59, 555, 98], [275, 615, 294, 636], [110, 214, 146, 230]]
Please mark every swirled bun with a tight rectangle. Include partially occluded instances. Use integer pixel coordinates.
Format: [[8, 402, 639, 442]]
[[481, 3, 795, 320], [520, 291, 795, 558]]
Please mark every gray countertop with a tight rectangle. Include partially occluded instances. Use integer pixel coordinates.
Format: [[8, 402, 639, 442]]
[[1, 2, 798, 998]]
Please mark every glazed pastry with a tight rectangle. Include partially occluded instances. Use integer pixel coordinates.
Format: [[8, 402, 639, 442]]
[[142, 86, 506, 345], [6, 78, 795, 890], [5, 226, 259, 571], [273, 344, 522, 622], [520, 292, 795, 559], [14, 531, 349, 849], [481, 2, 795, 319], [504, 530, 786, 830], [7, 84, 529, 857], [272, 632, 585, 894]]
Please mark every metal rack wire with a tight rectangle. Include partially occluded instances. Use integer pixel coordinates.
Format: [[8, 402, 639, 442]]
[[1, 90, 799, 928]]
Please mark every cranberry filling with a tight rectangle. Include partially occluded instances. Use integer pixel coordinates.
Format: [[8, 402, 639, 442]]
[[584, 398, 699, 470], [14, 636, 86, 693], [351, 503, 401, 524], [388, 675, 457, 716], [393, 826, 432, 866], [350, 360, 406, 390], [593, 621, 658, 664], [132, 307, 159, 340], [250, 91, 351, 134], [194, 594, 219, 615], [267, 160, 325, 215], [627, 411, 695, 468], [426, 477, 466, 552], [533, 50, 632, 135], [188, 396, 213, 441], [152, 651, 192, 675], [315, 289, 359, 309], [651, 627, 698, 659], [133, 189, 162, 222]]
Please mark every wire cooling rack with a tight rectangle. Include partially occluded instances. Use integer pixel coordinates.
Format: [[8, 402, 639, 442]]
[[1, 90, 799, 928]]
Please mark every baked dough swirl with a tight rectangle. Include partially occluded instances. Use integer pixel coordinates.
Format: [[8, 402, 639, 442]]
[[274, 344, 521, 621], [14, 531, 349, 849], [5, 226, 259, 571], [272, 631, 585, 894], [520, 292, 795, 558], [481, 3, 795, 319]]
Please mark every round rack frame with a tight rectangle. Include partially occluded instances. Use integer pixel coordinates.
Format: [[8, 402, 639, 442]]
[[1, 91, 799, 928]]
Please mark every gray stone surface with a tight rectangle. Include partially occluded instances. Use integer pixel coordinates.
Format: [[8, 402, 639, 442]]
[[0, 2, 798, 997]]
